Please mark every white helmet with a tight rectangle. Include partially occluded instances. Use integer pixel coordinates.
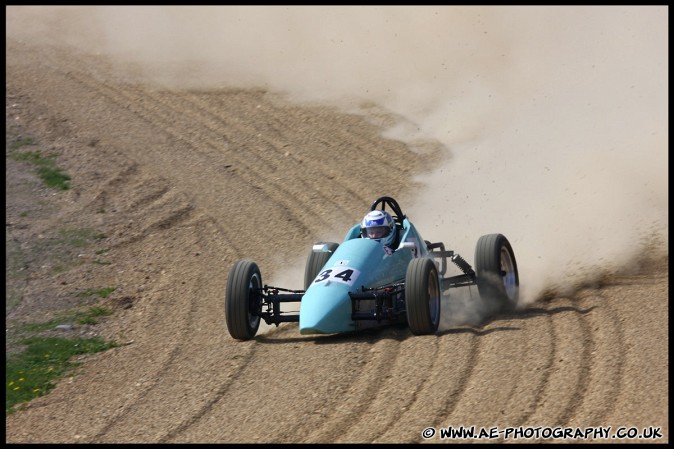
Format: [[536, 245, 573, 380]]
[[361, 210, 396, 247]]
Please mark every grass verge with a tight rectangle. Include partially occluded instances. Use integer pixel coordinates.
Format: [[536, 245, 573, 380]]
[[6, 336, 120, 415], [78, 287, 117, 299], [6, 305, 118, 415], [9, 137, 71, 190]]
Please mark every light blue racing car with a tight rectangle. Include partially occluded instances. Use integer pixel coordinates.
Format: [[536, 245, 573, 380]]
[[225, 196, 519, 340]]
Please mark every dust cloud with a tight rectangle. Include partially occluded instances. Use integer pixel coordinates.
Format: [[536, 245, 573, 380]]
[[7, 6, 668, 317]]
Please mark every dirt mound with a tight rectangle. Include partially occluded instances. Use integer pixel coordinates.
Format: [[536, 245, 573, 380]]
[[5, 39, 668, 443]]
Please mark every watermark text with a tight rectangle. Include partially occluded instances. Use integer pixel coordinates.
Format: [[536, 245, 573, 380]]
[[421, 425, 663, 441]]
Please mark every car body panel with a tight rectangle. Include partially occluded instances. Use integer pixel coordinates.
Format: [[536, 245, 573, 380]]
[[299, 217, 431, 334]]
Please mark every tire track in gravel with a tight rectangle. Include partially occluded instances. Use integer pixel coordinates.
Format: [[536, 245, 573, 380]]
[[163, 325, 406, 444], [125, 181, 171, 210], [565, 289, 625, 428], [431, 319, 549, 443], [336, 334, 442, 443], [372, 295, 595, 443], [374, 292, 485, 443], [300, 334, 405, 444], [58, 57, 411, 236], [92, 240, 255, 442], [82, 192, 223, 441], [91, 167, 197, 249], [10, 40, 421, 248], [470, 283, 630, 442], [504, 298, 595, 429], [475, 304, 590, 443], [554, 304, 596, 428], [205, 90, 413, 188], [155, 338, 262, 443], [591, 268, 668, 435], [163, 87, 419, 231], [177, 91, 367, 221], [84, 161, 139, 214], [12, 43, 255, 229], [507, 310, 557, 428], [120, 87, 334, 231], [57, 71, 321, 237], [4, 178, 218, 442], [383, 298, 595, 444], [70, 153, 286, 440], [81, 151, 246, 259], [7, 74, 258, 440]]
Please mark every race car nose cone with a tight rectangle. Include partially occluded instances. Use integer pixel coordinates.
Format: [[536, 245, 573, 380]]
[[299, 284, 354, 335]]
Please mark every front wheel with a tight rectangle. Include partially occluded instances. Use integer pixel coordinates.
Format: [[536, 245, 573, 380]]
[[304, 242, 339, 290], [225, 260, 262, 340], [405, 257, 441, 335], [474, 234, 519, 311]]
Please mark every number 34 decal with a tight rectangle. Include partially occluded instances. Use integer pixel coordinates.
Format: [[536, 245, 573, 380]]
[[313, 267, 361, 287]]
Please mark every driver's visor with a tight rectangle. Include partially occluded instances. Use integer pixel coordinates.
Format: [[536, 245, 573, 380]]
[[361, 226, 390, 240]]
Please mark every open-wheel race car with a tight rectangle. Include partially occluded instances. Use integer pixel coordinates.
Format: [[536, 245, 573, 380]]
[[225, 196, 519, 340]]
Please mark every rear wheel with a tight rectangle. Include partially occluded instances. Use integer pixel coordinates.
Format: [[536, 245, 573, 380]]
[[475, 234, 519, 311], [405, 257, 441, 335], [304, 242, 339, 289], [225, 260, 262, 340]]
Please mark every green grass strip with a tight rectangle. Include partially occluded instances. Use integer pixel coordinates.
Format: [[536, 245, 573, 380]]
[[6, 336, 120, 414], [11, 150, 71, 190]]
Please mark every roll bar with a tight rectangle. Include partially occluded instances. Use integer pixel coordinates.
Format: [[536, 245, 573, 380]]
[[369, 196, 406, 224]]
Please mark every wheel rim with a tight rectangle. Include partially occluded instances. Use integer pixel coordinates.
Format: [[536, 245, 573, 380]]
[[427, 269, 441, 325], [499, 247, 518, 302], [248, 273, 261, 329]]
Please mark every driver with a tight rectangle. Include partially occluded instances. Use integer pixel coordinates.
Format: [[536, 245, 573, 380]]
[[360, 210, 397, 249]]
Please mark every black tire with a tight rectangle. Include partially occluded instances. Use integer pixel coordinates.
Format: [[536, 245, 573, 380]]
[[304, 242, 339, 290], [474, 234, 519, 311], [405, 257, 441, 335], [225, 260, 262, 341]]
